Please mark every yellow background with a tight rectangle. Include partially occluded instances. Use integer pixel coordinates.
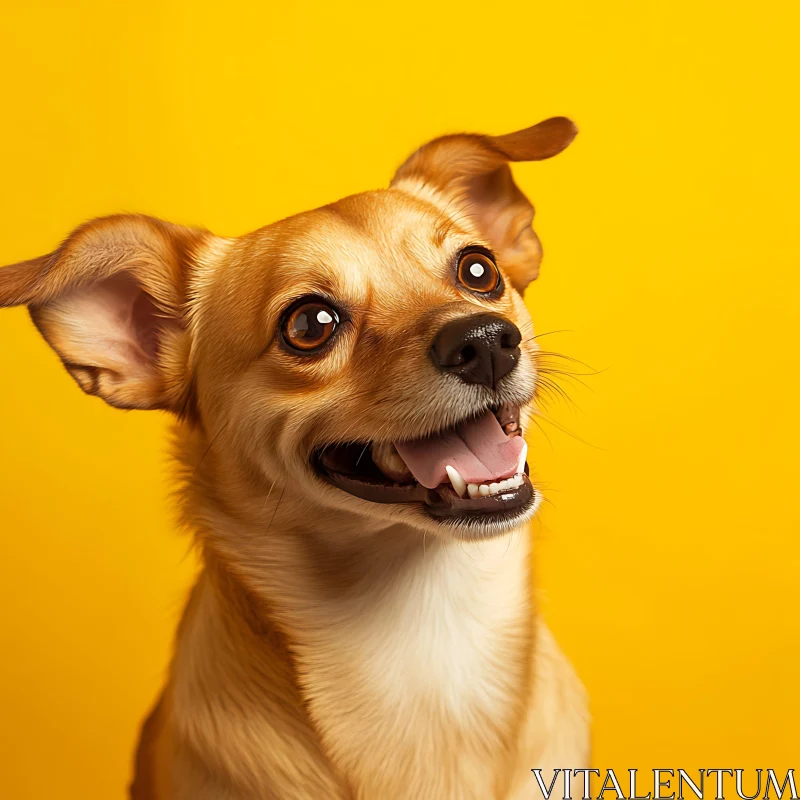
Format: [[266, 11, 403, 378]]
[[1, 1, 798, 797]]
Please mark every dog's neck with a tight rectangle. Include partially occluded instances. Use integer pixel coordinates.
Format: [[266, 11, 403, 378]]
[[177, 480, 537, 798], [198, 486, 535, 652]]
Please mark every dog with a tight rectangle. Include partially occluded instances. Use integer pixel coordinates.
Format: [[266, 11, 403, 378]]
[[0, 117, 589, 799]]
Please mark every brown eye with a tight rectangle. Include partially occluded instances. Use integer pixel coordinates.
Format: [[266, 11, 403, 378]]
[[282, 300, 340, 352], [457, 251, 500, 293]]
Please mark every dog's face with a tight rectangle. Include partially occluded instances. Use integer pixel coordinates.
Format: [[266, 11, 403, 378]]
[[0, 118, 576, 541]]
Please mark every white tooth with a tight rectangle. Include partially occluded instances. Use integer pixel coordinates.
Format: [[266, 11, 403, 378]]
[[517, 441, 528, 475], [489, 482, 500, 495], [445, 465, 467, 498], [479, 484, 490, 496], [467, 483, 480, 498], [513, 475, 523, 488]]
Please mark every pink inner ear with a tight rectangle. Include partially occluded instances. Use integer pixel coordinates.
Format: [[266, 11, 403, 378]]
[[50, 272, 164, 373], [131, 290, 161, 360]]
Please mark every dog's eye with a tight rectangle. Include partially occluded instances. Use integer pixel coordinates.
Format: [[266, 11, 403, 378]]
[[282, 300, 340, 352], [457, 251, 500, 294]]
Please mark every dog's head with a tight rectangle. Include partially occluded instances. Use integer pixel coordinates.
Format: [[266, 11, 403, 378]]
[[0, 118, 576, 541]]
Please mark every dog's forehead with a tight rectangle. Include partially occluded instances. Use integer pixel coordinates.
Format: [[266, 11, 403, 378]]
[[332, 188, 475, 251], [213, 189, 473, 313], [312, 188, 475, 285]]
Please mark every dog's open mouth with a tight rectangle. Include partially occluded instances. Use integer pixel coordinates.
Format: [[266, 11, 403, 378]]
[[313, 404, 535, 521]]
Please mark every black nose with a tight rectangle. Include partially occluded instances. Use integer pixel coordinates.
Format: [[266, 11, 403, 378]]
[[430, 313, 522, 389]]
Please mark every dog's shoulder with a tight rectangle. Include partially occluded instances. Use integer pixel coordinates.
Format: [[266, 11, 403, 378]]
[[129, 690, 171, 800], [505, 620, 590, 798]]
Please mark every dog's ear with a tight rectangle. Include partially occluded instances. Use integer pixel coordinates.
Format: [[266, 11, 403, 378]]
[[391, 117, 577, 292], [0, 214, 212, 413]]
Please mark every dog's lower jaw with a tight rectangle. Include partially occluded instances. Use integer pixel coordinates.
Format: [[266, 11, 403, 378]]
[[136, 507, 589, 800]]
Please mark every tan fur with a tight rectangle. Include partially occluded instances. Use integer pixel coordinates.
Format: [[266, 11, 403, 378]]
[[1, 118, 589, 798]]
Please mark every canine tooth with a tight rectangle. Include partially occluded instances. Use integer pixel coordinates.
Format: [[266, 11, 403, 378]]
[[445, 465, 467, 498], [517, 441, 528, 475], [479, 484, 490, 497], [467, 483, 480, 499]]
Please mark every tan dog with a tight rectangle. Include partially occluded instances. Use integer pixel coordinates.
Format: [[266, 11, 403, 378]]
[[0, 118, 589, 799]]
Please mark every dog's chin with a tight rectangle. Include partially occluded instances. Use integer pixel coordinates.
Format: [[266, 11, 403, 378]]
[[426, 485, 541, 541], [311, 403, 539, 540]]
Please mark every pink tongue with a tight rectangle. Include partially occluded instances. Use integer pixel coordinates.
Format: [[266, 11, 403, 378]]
[[393, 410, 525, 489]]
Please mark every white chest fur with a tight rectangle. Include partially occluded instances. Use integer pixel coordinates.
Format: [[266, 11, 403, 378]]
[[289, 531, 533, 799]]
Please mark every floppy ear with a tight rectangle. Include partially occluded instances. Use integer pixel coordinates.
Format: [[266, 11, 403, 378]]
[[0, 214, 211, 413], [391, 117, 577, 292]]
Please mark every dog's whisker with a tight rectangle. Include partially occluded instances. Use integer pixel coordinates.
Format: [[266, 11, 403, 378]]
[[532, 329, 574, 340], [459, 539, 478, 561], [530, 408, 604, 449], [263, 479, 277, 509], [535, 375, 577, 407], [193, 420, 231, 477], [534, 349, 601, 373], [502, 530, 516, 559], [530, 415, 556, 453], [264, 487, 286, 537], [540, 494, 558, 511]]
